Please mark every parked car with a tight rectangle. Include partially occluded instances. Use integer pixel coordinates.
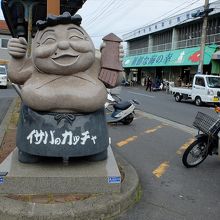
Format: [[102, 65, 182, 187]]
[[0, 65, 8, 88]]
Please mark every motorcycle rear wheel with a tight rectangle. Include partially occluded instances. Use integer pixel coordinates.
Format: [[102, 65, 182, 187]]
[[121, 113, 134, 125], [182, 139, 208, 168]]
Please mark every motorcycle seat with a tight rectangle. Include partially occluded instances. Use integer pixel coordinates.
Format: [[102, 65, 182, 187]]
[[114, 101, 131, 110]]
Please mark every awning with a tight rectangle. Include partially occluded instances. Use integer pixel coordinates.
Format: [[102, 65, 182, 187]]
[[212, 50, 220, 59], [123, 45, 217, 68]]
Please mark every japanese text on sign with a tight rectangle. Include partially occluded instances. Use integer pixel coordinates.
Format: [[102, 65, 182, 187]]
[[27, 130, 97, 146]]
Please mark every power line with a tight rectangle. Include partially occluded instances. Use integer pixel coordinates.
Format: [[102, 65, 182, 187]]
[[127, 0, 202, 34], [161, 0, 202, 20], [87, 0, 127, 25], [86, 0, 208, 39], [85, 0, 204, 37], [84, 0, 117, 26], [143, 0, 201, 26], [83, 0, 114, 23], [85, 0, 134, 30]]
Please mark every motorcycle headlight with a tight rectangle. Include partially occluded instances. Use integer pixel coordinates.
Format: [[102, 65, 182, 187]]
[[208, 89, 214, 95]]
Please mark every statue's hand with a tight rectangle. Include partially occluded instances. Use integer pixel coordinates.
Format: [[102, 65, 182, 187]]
[[99, 42, 106, 52], [8, 37, 27, 58]]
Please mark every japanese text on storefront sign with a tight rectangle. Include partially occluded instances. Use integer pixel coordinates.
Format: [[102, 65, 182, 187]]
[[131, 52, 173, 66], [123, 45, 217, 68]]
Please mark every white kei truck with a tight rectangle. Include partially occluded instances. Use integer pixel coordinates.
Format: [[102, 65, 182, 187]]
[[0, 65, 8, 88], [170, 74, 220, 106]]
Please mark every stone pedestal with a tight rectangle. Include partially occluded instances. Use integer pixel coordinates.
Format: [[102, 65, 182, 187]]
[[0, 146, 121, 194]]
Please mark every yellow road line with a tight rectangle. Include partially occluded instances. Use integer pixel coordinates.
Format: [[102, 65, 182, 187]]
[[176, 138, 195, 155], [116, 136, 138, 148], [116, 124, 166, 147], [145, 125, 164, 134], [153, 161, 170, 178]]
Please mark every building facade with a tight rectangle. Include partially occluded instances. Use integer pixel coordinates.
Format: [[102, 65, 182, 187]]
[[0, 20, 10, 66], [123, 0, 220, 86]]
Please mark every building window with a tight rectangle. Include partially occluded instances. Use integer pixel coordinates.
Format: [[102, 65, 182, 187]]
[[1, 39, 9, 48], [162, 22, 164, 27], [186, 13, 190, 19], [149, 27, 151, 31], [177, 17, 180, 22], [155, 25, 157, 29], [169, 20, 172, 25]]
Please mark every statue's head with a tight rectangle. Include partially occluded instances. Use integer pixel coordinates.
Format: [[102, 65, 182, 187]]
[[32, 12, 95, 75]]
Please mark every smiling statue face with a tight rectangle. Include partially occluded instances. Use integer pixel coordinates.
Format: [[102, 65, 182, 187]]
[[32, 24, 95, 75]]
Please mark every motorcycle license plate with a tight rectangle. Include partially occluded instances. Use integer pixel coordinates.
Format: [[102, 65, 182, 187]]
[[213, 97, 219, 102]]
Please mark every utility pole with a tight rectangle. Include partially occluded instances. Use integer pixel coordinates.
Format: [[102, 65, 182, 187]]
[[197, 0, 209, 74], [47, 0, 60, 16]]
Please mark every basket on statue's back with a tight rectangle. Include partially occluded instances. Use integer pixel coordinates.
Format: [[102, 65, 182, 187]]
[[193, 112, 220, 135]]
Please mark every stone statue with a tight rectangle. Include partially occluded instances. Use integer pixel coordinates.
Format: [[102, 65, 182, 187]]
[[7, 12, 123, 163]]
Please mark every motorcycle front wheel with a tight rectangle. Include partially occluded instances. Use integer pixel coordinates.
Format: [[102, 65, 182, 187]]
[[182, 139, 208, 168]]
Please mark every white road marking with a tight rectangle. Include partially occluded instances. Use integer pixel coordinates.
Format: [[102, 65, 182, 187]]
[[128, 91, 155, 98]]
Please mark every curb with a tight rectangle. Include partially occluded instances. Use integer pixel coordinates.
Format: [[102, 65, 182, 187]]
[[136, 110, 197, 135], [0, 98, 17, 148], [0, 152, 140, 220]]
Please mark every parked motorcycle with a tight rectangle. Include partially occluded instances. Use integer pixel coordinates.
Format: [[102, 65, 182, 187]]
[[182, 107, 220, 168], [105, 89, 122, 112], [105, 90, 139, 125]]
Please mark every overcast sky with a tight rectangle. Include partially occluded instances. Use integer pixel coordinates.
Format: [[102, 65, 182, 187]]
[[0, 0, 218, 48]]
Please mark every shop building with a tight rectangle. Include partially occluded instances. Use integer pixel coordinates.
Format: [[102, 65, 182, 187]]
[[123, 0, 220, 86], [0, 20, 10, 66]]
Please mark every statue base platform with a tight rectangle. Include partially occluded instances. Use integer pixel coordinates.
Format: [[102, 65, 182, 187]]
[[0, 150, 140, 220], [0, 146, 121, 194]]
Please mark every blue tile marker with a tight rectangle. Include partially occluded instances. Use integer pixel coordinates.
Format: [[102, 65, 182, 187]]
[[108, 176, 121, 184], [0, 172, 8, 184], [0, 177, 4, 184]]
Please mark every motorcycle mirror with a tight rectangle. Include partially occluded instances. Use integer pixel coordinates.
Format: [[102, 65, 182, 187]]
[[132, 99, 140, 105]]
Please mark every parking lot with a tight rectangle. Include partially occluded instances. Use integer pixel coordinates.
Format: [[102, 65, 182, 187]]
[[109, 109, 220, 220]]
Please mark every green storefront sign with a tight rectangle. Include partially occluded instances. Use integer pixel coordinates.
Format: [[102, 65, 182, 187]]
[[123, 45, 217, 68]]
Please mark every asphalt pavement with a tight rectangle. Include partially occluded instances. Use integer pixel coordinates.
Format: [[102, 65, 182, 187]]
[[0, 85, 17, 123], [108, 86, 220, 220], [118, 85, 219, 127]]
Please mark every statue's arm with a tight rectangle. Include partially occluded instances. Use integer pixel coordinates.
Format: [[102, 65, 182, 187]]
[[8, 37, 32, 85]]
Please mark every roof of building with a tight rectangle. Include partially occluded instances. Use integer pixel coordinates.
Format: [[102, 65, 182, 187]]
[[123, 0, 220, 41], [0, 20, 10, 35], [1, 0, 87, 38]]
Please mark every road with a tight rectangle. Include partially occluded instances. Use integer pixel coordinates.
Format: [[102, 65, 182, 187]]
[[0, 85, 220, 220], [0, 86, 17, 123], [118, 86, 218, 127], [108, 86, 220, 220]]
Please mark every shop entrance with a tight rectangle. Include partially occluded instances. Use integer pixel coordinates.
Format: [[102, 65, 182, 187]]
[[181, 67, 190, 85], [156, 67, 163, 81]]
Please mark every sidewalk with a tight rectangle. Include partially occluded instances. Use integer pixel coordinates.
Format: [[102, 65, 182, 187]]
[[0, 98, 19, 163]]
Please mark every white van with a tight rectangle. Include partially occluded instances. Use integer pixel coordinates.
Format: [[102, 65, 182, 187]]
[[0, 65, 8, 88]]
